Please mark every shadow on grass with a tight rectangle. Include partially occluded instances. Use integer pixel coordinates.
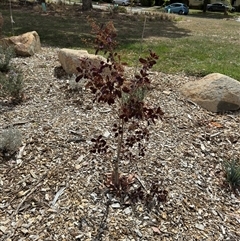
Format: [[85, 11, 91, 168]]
[[188, 10, 237, 19], [1, 4, 191, 49]]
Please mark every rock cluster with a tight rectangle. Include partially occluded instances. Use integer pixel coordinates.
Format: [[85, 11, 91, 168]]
[[1, 31, 240, 113], [58, 49, 240, 113]]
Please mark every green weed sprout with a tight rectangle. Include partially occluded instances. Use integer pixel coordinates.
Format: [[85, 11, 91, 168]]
[[224, 160, 240, 192]]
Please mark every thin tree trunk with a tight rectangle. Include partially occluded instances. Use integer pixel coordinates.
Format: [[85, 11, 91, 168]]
[[224, 8, 228, 15], [203, 0, 208, 12], [112, 119, 124, 188], [82, 0, 92, 11]]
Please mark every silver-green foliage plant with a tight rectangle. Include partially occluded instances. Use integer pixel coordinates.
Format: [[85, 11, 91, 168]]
[[0, 68, 24, 101], [224, 160, 240, 192], [68, 74, 83, 92], [0, 46, 15, 72], [0, 128, 22, 155]]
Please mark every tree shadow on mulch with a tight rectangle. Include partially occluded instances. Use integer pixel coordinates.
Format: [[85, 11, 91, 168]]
[[0, 3, 191, 48]]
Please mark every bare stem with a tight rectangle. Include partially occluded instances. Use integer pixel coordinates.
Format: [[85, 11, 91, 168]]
[[134, 15, 147, 75], [112, 118, 124, 187]]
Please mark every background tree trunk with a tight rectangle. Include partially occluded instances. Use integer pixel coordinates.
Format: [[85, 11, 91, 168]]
[[202, 0, 208, 12], [82, 0, 92, 11], [0, 13, 3, 37]]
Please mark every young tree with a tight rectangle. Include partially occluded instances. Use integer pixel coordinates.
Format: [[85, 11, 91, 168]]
[[76, 19, 164, 193]]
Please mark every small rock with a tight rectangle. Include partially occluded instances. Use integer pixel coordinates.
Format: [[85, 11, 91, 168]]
[[21, 228, 29, 234], [103, 130, 110, 138], [137, 206, 143, 212], [211, 209, 218, 216], [135, 229, 142, 237], [163, 90, 171, 95], [111, 203, 121, 208], [195, 223, 205, 231], [161, 212, 167, 220], [0, 225, 7, 233], [123, 207, 132, 215], [75, 164, 81, 170], [90, 193, 98, 201]]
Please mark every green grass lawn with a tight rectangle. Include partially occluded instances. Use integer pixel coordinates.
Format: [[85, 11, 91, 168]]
[[1, 3, 240, 80]]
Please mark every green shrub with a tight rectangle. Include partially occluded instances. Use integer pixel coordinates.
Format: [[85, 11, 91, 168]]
[[0, 68, 24, 102], [140, 0, 155, 7], [0, 128, 22, 156], [0, 46, 15, 73], [116, 6, 128, 13], [223, 160, 240, 192]]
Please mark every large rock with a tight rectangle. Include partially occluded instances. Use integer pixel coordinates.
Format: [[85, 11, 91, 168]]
[[181, 73, 240, 112], [0, 31, 41, 57], [58, 48, 107, 75]]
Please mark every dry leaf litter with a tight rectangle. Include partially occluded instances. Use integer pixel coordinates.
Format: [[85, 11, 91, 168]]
[[0, 47, 239, 241]]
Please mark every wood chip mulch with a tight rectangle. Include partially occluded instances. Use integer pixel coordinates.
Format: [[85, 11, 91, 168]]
[[0, 47, 240, 241]]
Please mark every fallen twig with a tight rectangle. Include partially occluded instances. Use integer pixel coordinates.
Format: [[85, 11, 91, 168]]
[[51, 187, 66, 207], [3, 120, 29, 129], [16, 143, 26, 164], [67, 138, 86, 143], [69, 130, 83, 136], [14, 172, 47, 216], [135, 174, 149, 193], [93, 200, 111, 241]]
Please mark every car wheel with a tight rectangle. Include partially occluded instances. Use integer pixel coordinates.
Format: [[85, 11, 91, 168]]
[[122, 2, 125, 5], [178, 10, 183, 14]]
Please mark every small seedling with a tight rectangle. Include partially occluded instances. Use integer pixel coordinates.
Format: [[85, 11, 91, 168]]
[[224, 160, 240, 193]]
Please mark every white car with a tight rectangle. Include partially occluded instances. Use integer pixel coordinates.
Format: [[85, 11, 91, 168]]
[[112, 0, 130, 6]]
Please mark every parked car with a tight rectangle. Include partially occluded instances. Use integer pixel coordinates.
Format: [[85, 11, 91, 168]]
[[19, 0, 41, 5], [164, 3, 189, 15], [207, 3, 235, 12], [112, 0, 130, 5]]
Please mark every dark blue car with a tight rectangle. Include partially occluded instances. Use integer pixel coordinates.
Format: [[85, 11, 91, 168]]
[[207, 3, 235, 12], [165, 3, 189, 15]]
